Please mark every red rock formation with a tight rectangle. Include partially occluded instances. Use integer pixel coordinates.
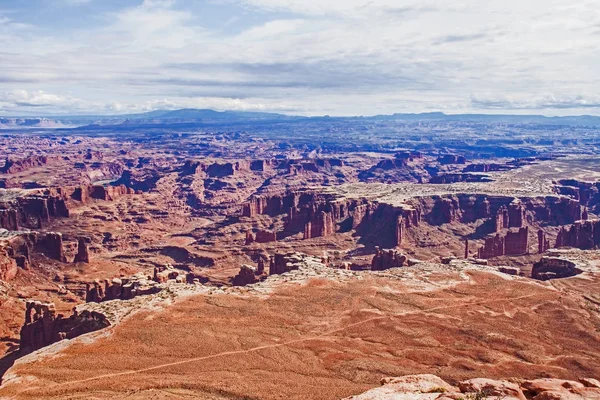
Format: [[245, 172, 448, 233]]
[[255, 230, 277, 243], [304, 211, 335, 239], [508, 202, 526, 228], [40, 232, 67, 262], [436, 198, 460, 223], [351, 203, 371, 229], [250, 159, 272, 172], [269, 253, 305, 275], [86, 272, 163, 303], [19, 301, 110, 354], [478, 234, 505, 259], [257, 258, 266, 275], [556, 219, 600, 249], [0, 191, 74, 230], [464, 240, 469, 259], [316, 158, 344, 167], [153, 264, 181, 283], [538, 229, 550, 253], [478, 227, 529, 259], [85, 280, 104, 303], [505, 227, 529, 255], [494, 206, 509, 232], [206, 162, 235, 177], [232, 264, 264, 286], [0, 209, 18, 231], [89, 184, 134, 201], [71, 186, 89, 203], [0, 247, 18, 281], [242, 192, 297, 217], [245, 231, 255, 245], [556, 179, 600, 209], [345, 375, 600, 400], [532, 257, 581, 280], [74, 237, 90, 263], [375, 158, 408, 170], [243, 191, 420, 248], [371, 248, 407, 271], [1, 155, 48, 174], [103, 278, 123, 301], [438, 154, 466, 165], [533, 196, 582, 225]]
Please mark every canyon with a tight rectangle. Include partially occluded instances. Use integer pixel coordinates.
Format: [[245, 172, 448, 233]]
[[1, 114, 600, 399]]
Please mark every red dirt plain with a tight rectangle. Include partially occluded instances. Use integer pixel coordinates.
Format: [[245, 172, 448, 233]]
[[3, 270, 600, 399]]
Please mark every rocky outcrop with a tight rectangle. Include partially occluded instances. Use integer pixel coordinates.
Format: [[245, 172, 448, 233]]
[[153, 264, 183, 284], [522, 378, 600, 399], [538, 229, 550, 253], [269, 252, 308, 275], [232, 264, 267, 286], [86, 272, 164, 303], [478, 227, 529, 259], [344, 374, 600, 400], [245, 229, 277, 244], [532, 257, 582, 280], [424, 195, 581, 229], [556, 219, 600, 250], [113, 170, 160, 192], [374, 158, 408, 170], [19, 301, 110, 354], [74, 237, 90, 263], [88, 184, 134, 201], [438, 154, 466, 165], [1, 184, 135, 231], [556, 179, 600, 212], [206, 162, 235, 177], [1, 155, 48, 174], [255, 230, 277, 243], [17, 195, 69, 228], [371, 248, 407, 271], [244, 191, 585, 251], [40, 232, 67, 262], [0, 246, 18, 281], [304, 210, 335, 239], [0, 209, 18, 231], [508, 202, 527, 228], [244, 191, 421, 248], [505, 226, 529, 255], [249, 160, 272, 172]]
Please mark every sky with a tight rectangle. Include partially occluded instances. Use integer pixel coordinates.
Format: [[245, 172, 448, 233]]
[[0, 0, 599, 116]]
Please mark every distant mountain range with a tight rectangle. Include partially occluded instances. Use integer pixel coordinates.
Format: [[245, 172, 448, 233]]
[[2, 109, 600, 129]]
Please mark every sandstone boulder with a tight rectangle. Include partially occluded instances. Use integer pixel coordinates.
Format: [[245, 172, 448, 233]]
[[344, 374, 456, 399], [232, 264, 260, 286], [371, 247, 407, 271], [458, 378, 526, 400]]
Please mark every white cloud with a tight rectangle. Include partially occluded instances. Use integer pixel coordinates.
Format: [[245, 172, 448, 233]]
[[0, 0, 599, 115], [62, 0, 93, 5]]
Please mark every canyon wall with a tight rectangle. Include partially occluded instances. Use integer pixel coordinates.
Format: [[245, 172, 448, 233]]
[[556, 219, 600, 250], [242, 191, 585, 253], [0, 184, 134, 231], [19, 301, 110, 354]]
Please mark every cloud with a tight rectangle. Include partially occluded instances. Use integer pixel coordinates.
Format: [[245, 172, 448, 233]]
[[0, 0, 599, 116], [471, 95, 600, 110], [0, 88, 298, 115], [61, 0, 93, 5]]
